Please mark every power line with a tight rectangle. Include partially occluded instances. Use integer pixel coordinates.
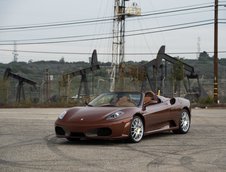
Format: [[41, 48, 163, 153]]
[[0, 19, 213, 43], [0, 17, 113, 31], [0, 4, 216, 32], [1, 48, 226, 56], [127, 19, 214, 33], [135, 9, 214, 22], [0, 32, 107, 43], [1, 9, 216, 34], [126, 22, 213, 37], [0, 20, 215, 45], [139, 4, 214, 18], [136, 3, 225, 21]]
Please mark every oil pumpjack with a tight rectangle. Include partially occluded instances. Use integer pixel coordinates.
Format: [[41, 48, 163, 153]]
[[3, 68, 37, 102]]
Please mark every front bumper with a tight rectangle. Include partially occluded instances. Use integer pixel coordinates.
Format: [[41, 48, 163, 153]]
[[55, 118, 131, 140]]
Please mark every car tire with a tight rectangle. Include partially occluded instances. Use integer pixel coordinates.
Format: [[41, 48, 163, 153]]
[[129, 116, 144, 143], [173, 109, 190, 134]]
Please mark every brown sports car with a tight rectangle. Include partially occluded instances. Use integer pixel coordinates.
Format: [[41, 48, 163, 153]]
[[55, 91, 191, 143]]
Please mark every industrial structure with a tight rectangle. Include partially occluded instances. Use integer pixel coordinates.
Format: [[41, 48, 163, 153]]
[[3, 68, 37, 102], [119, 45, 206, 102], [110, 0, 141, 91], [58, 50, 100, 102], [145, 46, 206, 101]]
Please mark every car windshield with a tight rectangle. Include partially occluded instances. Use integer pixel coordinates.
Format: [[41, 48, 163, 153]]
[[88, 92, 142, 107]]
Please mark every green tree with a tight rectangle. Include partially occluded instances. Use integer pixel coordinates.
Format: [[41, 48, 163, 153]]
[[59, 57, 65, 63], [172, 60, 184, 96], [198, 51, 211, 61]]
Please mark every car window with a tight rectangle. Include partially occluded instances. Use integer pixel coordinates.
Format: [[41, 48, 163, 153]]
[[88, 92, 142, 107], [128, 93, 142, 106], [89, 93, 114, 106]]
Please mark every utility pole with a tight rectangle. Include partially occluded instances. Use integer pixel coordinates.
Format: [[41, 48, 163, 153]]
[[45, 69, 50, 102], [13, 41, 18, 62], [197, 37, 201, 59], [214, 0, 219, 103]]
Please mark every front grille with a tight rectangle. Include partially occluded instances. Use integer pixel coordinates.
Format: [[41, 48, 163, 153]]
[[55, 126, 65, 135], [86, 128, 112, 137], [70, 132, 86, 138], [97, 128, 112, 136]]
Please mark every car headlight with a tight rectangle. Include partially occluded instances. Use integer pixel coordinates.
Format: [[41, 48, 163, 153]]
[[58, 111, 67, 120], [106, 111, 124, 120]]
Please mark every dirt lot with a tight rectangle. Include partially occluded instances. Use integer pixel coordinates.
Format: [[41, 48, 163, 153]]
[[0, 108, 226, 172]]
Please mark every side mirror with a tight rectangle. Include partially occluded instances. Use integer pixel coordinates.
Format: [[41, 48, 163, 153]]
[[170, 98, 176, 105]]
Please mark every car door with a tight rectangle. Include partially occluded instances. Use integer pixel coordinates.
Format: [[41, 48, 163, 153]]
[[144, 101, 172, 132]]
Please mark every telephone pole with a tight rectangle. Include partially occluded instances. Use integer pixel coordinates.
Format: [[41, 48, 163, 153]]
[[13, 41, 18, 62], [214, 0, 219, 103]]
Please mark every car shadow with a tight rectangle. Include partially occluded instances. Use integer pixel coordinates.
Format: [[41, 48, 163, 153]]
[[142, 131, 175, 141], [56, 131, 175, 146], [64, 138, 127, 146]]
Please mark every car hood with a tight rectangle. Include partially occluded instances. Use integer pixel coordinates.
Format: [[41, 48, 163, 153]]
[[65, 106, 131, 123]]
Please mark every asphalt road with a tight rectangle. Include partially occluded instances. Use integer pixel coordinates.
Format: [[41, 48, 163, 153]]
[[0, 108, 226, 172]]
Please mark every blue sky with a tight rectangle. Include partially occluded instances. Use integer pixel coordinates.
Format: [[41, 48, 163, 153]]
[[0, 0, 225, 63]]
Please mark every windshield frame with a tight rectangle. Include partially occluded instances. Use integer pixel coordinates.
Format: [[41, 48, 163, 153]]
[[88, 92, 143, 107]]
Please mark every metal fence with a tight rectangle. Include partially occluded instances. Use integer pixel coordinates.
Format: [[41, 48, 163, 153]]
[[1, 76, 226, 105]]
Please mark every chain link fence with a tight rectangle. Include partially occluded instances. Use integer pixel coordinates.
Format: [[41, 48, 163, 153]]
[[1, 76, 226, 106]]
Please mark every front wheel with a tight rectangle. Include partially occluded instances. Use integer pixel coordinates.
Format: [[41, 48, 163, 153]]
[[173, 109, 190, 134], [129, 116, 144, 143]]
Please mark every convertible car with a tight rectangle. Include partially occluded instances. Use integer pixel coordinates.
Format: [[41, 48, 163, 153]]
[[55, 91, 191, 143]]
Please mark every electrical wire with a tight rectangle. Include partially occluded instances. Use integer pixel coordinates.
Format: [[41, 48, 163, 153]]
[[133, 9, 214, 22], [0, 3, 216, 32], [0, 2, 224, 61], [126, 22, 213, 38], [127, 19, 213, 33], [1, 48, 226, 56], [0, 17, 113, 31], [139, 4, 214, 18], [0, 20, 215, 45], [0, 19, 213, 43]]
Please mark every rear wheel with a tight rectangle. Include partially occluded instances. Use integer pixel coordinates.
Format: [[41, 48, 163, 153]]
[[173, 109, 190, 134], [129, 116, 144, 143]]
